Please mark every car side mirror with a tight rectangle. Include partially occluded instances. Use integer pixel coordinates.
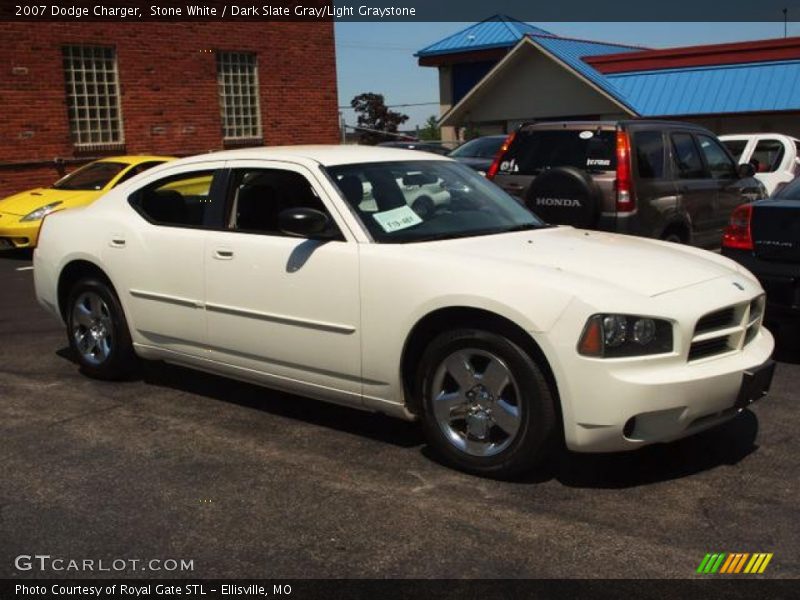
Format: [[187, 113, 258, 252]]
[[278, 207, 336, 239], [738, 162, 756, 178]]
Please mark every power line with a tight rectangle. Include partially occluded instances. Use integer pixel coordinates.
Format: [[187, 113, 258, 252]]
[[338, 102, 439, 110]]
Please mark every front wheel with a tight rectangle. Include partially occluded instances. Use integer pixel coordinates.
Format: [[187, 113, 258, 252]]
[[66, 278, 137, 380], [416, 329, 558, 478]]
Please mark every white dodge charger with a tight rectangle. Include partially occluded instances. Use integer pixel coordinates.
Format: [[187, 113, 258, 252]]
[[33, 146, 775, 477]]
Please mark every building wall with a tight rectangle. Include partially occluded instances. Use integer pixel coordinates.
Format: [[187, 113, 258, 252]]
[[440, 44, 629, 140], [0, 22, 338, 197]]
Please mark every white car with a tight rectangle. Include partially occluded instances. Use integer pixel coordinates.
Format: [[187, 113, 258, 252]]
[[33, 146, 775, 478], [720, 133, 800, 195]]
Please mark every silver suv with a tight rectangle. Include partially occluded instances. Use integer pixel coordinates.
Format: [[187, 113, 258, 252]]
[[488, 120, 767, 248]]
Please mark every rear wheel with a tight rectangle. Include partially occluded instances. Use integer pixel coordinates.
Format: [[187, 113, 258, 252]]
[[417, 329, 557, 478], [661, 227, 688, 244], [66, 278, 137, 380]]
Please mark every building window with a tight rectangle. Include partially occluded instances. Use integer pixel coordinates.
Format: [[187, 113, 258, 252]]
[[62, 45, 124, 148], [216, 52, 262, 142]]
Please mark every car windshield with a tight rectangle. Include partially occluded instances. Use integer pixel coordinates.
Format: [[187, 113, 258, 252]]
[[326, 160, 545, 243], [52, 161, 127, 191], [449, 136, 505, 159]]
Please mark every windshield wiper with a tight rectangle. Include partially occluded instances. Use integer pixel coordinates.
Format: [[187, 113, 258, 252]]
[[404, 223, 545, 243]]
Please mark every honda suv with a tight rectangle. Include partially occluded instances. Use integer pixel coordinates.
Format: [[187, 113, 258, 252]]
[[488, 120, 767, 248]]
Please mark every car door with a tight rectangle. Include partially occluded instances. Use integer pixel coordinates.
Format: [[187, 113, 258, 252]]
[[696, 133, 745, 237], [669, 132, 718, 247], [204, 161, 362, 396], [751, 136, 792, 194], [102, 162, 227, 357]]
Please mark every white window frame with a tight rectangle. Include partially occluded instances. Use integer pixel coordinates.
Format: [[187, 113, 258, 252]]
[[62, 45, 125, 148], [216, 51, 262, 143]]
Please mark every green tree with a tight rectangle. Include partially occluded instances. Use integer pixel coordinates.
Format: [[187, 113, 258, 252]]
[[350, 93, 409, 145], [463, 122, 482, 141], [418, 115, 440, 141]]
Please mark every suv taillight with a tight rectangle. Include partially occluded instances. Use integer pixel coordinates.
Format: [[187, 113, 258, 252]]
[[486, 131, 517, 180], [722, 203, 754, 250], [615, 130, 635, 213]]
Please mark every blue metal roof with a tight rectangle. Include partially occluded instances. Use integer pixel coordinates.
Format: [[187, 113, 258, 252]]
[[416, 15, 552, 57], [422, 18, 800, 119], [607, 60, 800, 116], [530, 36, 642, 111]]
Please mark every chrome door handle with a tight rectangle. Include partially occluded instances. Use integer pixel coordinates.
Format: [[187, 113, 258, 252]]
[[213, 248, 234, 260], [109, 238, 126, 248]]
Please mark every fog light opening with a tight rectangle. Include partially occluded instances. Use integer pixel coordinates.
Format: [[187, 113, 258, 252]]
[[623, 417, 637, 439]]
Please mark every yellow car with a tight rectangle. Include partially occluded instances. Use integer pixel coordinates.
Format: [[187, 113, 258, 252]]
[[0, 155, 174, 249]]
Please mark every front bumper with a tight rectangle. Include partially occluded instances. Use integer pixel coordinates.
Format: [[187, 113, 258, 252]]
[[0, 213, 40, 249], [540, 276, 775, 453]]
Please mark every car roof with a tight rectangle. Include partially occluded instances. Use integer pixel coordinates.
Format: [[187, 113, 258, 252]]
[[519, 119, 711, 131], [719, 133, 800, 142], [170, 145, 454, 167], [95, 155, 176, 165]]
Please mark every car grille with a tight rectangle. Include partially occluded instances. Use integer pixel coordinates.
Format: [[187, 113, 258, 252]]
[[688, 297, 765, 362], [694, 307, 736, 334]]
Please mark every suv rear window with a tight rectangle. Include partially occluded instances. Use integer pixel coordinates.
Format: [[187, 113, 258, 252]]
[[498, 129, 616, 176]]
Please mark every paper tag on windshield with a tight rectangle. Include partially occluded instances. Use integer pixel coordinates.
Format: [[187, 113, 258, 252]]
[[372, 205, 422, 233]]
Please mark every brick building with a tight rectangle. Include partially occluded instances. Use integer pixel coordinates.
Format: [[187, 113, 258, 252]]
[[0, 22, 339, 197]]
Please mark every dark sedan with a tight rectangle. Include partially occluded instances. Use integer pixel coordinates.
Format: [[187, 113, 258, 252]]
[[722, 179, 800, 338], [448, 135, 508, 175]]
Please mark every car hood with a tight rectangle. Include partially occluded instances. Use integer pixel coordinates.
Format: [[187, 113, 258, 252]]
[[0, 187, 101, 216], [424, 226, 748, 297]]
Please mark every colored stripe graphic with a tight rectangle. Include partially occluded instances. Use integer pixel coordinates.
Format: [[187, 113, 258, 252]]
[[697, 554, 712, 573], [758, 554, 773, 573], [720, 554, 736, 573], [700, 552, 773, 574], [720, 553, 738, 573]]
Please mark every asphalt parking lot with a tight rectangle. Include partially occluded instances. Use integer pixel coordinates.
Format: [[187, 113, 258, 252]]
[[0, 251, 798, 579]]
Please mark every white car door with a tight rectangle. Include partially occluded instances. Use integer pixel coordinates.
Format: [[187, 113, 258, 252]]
[[204, 160, 363, 397], [751, 136, 795, 194], [102, 162, 226, 358]]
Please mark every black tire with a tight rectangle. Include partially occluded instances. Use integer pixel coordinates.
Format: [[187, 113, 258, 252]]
[[65, 277, 137, 380], [525, 166, 603, 228], [661, 227, 688, 244], [416, 329, 558, 478]]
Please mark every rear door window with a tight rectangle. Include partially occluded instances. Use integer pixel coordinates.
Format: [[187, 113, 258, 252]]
[[670, 133, 708, 179], [721, 139, 749, 161], [129, 170, 219, 228], [751, 139, 786, 173], [633, 131, 666, 179], [499, 129, 616, 175], [697, 135, 738, 180]]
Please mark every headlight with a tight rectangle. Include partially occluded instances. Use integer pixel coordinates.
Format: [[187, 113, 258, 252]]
[[578, 314, 673, 358], [20, 202, 63, 222]]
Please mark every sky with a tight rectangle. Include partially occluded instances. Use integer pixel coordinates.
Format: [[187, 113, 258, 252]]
[[335, 21, 799, 130]]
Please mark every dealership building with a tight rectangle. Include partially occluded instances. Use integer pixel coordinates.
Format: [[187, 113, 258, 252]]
[[417, 16, 800, 141], [0, 22, 339, 197]]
